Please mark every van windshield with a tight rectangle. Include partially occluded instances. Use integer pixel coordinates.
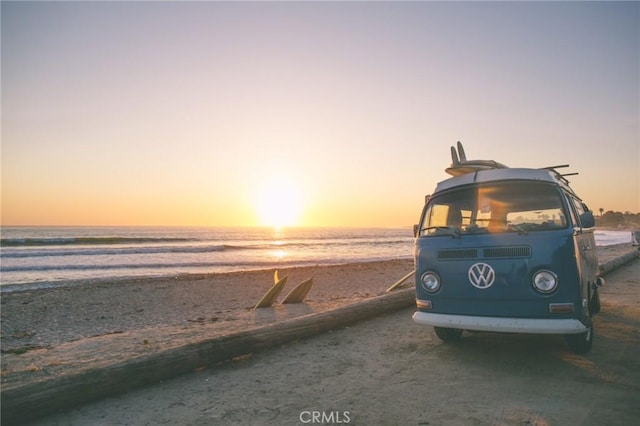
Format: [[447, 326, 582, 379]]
[[419, 182, 568, 237]]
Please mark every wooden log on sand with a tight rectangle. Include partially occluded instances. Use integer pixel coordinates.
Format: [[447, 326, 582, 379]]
[[0, 288, 415, 425], [598, 248, 640, 276]]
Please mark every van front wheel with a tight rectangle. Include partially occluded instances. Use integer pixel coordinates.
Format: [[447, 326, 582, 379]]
[[565, 323, 593, 354], [434, 327, 463, 342]]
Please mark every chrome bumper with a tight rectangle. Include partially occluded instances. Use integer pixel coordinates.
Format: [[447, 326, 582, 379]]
[[412, 311, 587, 334]]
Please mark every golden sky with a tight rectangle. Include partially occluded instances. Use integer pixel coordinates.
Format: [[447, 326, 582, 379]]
[[2, 1, 638, 227]]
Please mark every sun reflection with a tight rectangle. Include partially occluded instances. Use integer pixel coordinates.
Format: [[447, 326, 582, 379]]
[[271, 249, 287, 259]]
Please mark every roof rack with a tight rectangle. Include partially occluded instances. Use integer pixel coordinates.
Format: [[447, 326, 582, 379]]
[[541, 165, 578, 185]]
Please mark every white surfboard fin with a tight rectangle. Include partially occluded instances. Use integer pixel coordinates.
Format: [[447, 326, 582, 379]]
[[457, 141, 467, 162], [450, 146, 460, 166], [255, 276, 288, 309], [282, 278, 314, 304]]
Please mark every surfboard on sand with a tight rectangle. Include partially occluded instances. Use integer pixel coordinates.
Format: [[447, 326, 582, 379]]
[[282, 278, 314, 304], [254, 276, 288, 309], [385, 270, 415, 292]]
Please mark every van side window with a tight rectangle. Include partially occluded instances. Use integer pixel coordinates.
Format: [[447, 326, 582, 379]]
[[570, 196, 587, 228], [573, 199, 586, 217], [565, 193, 580, 227]]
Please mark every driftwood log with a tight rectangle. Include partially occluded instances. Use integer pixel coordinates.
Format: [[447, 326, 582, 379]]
[[1, 288, 415, 425], [598, 248, 639, 276]]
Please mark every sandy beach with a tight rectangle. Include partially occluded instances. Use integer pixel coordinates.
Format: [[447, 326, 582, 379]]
[[1, 258, 414, 386], [24, 259, 639, 426], [1, 243, 636, 392], [1, 243, 637, 425]]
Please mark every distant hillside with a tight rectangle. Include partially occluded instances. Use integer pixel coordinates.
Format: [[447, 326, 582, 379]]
[[595, 210, 639, 229]]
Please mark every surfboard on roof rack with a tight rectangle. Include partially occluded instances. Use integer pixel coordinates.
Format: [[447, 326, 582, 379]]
[[445, 141, 509, 176]]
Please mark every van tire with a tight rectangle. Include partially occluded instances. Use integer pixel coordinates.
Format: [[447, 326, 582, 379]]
[[565, 323, 593, 354], [434, 327, 463, 342]]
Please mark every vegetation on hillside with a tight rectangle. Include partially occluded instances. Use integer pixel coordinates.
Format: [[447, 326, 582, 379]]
[[595, 209, 639, 229]]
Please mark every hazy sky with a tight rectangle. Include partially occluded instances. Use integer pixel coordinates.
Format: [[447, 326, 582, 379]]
[[2, 1, 639, 227]]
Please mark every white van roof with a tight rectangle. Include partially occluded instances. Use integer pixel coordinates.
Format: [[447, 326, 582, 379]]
[[434, 167, 576, 195], [433, 143, 582, 200]]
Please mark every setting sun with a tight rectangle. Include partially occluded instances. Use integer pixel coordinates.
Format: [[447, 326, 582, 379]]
[[255, 175, 304, 228]]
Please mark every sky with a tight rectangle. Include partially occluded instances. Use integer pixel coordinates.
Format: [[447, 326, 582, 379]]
[[2, 1, 639, 228]]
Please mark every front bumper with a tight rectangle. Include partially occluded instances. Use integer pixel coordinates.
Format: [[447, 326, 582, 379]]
[[412, 311, 587, 334]]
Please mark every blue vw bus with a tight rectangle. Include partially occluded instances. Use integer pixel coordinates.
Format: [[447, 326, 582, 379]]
[[412, 143, 602, 354]]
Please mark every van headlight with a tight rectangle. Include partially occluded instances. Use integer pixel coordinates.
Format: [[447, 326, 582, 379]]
[[421, 272, 441, 292], [532, 270, 558, 293]]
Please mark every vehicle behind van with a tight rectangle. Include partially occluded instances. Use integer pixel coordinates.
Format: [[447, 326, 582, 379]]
[[412, 143, 602, 354]]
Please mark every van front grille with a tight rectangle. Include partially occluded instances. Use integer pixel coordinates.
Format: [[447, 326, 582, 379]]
[[438, 249, 478, 260], [483, 246, 531, 258], [437, 247, 531, 260]]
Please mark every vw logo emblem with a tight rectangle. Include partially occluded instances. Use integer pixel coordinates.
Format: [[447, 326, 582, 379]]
[[468, 263, 495, 289]]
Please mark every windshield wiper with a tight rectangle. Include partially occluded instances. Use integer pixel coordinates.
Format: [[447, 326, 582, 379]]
[[421, 226, 461, 238], [507, 222, 529, 235]]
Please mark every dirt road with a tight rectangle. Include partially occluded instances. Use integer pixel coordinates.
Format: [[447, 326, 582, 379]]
[[28, 259, 639, 426]]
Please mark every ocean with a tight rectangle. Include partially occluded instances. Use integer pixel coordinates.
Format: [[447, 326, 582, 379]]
[[0, 227, 632, 291], [0, 227, 415, 290]]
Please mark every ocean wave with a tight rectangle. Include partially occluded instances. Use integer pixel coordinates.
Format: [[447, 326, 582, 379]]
[[1, 261, 234, 272], [594, 230, 632, 246], [0, 256, 405, 273], [0, 238, 412, 258], [0, 233, 410, 245], [0, 236, 195, 247], [0, 244, 227, 258]]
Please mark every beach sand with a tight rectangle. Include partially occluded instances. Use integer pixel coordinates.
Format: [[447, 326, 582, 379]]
[[1, 259, 413, 387], [27, 259, 639, 426], [0, 243, 635, 389]]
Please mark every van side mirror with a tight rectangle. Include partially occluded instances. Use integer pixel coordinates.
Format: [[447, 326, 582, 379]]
[[413, 224, 419, 237], [580, 211, 595, 228]]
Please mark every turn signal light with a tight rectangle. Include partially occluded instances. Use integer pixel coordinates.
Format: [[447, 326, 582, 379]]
[[416, 299, 432, 310], [549, 303, 574, 313]]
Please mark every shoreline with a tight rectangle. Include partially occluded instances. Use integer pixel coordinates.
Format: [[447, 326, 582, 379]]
[[0, 256, 413, 294], [0, 226, 415, 290], [1, 258, 415, 352]]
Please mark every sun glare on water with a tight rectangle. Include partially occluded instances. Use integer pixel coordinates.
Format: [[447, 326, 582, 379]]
[[255, 176, 304, 229]]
